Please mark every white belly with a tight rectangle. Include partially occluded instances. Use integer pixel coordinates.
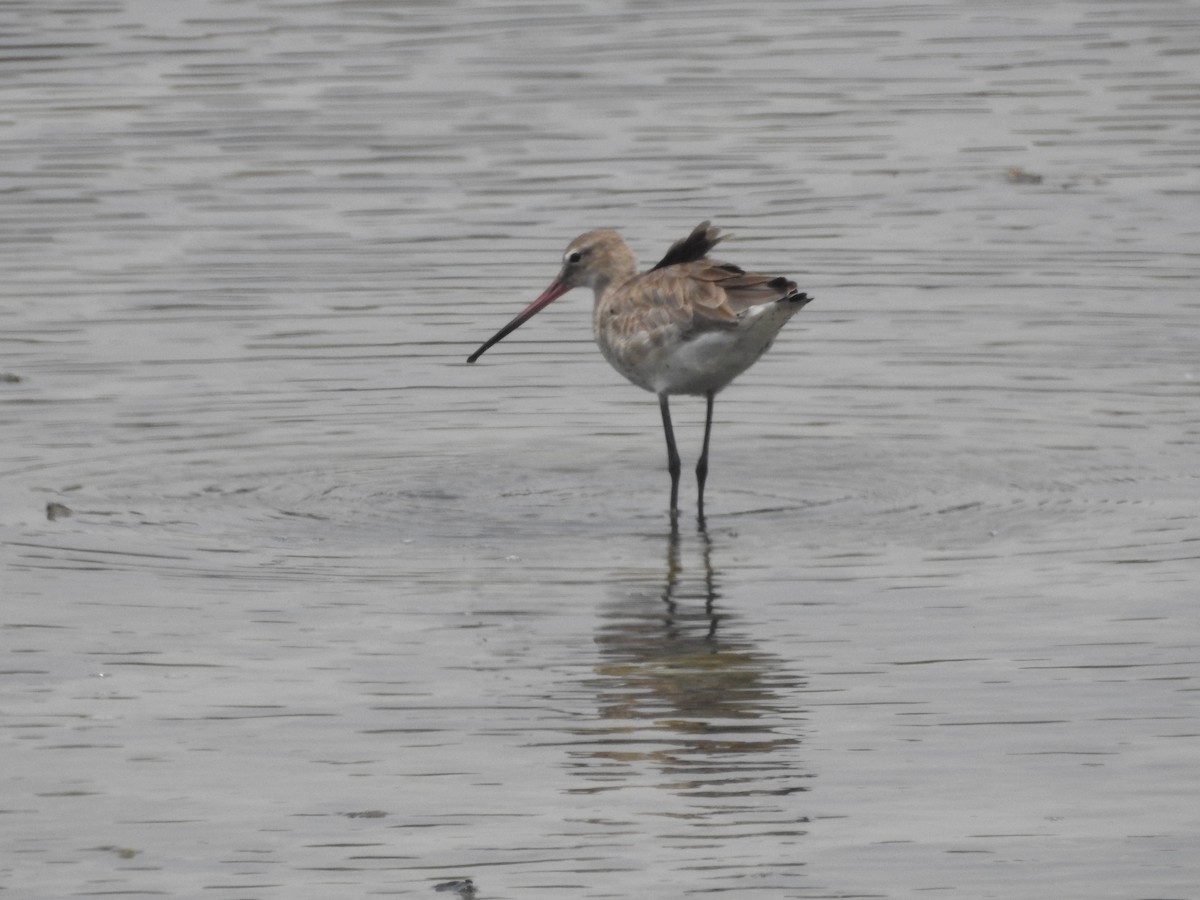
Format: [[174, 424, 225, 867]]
[[596, 300, 799, 396]]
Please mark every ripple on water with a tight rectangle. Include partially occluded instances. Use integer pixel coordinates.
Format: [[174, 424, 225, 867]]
[[3, 1, 1200, 896]]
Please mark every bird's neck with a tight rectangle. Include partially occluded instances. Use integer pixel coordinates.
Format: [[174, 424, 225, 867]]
[[588, 242, 639, 302]]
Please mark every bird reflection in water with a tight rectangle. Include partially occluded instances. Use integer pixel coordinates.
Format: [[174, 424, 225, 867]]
[[570, 519, 811, 804]]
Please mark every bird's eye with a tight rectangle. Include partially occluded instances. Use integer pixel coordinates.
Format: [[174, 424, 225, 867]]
[[565, 250, 583, 264]]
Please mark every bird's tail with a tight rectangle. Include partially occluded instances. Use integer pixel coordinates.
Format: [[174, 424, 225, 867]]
[[782, 290, 814, 309]]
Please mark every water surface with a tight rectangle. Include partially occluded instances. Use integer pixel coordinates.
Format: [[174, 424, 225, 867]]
[[2, 1, 1198, 898]]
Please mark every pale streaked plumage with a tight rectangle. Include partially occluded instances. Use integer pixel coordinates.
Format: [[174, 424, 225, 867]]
[[467, 221, 813, 519]]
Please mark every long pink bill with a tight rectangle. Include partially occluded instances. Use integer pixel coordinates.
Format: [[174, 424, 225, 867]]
[[466, 280, 570, 363]]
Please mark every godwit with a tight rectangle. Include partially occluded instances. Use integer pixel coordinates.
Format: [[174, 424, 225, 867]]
[[467, 221, 813, 517]]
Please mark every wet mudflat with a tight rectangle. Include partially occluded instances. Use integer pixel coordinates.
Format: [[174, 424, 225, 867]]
[[2, 1, 1198, 897]]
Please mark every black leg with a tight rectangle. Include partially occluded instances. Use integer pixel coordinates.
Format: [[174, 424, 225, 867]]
[[696, 391, 715, 519], [659, 393, 681, 517]]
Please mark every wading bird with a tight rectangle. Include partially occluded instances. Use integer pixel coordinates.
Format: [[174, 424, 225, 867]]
[[467, 221, 813, 518]]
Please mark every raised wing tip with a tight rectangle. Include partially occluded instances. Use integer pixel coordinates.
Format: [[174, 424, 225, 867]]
[[650, 221, 727, 272]]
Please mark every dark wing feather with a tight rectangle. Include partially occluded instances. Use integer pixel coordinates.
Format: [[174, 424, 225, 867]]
[[650, 221, 726, 272], [691, 264, 802, 316]]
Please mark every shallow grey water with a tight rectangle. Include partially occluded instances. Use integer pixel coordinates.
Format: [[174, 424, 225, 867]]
[[2, 1, 1199, 898]]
